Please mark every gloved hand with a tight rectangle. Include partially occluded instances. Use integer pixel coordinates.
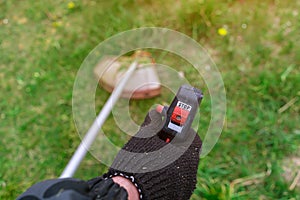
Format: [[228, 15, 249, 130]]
[[100, 109, 202, 200], [18, 109, 201, 200]]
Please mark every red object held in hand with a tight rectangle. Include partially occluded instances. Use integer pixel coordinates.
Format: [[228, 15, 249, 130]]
[[171, 106, 189, 126]]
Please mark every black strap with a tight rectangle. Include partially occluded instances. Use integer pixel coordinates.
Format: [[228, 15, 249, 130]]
[[17, 177, 128, 200], [17, 178, 91, 200]]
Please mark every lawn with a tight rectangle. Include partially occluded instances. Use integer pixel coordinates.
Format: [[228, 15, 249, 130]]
[[1, 0, 300, 199]]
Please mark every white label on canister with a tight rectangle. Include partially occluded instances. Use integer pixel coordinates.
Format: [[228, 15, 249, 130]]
[[168, 121, 183, 133], [177, 101, 192, 111]]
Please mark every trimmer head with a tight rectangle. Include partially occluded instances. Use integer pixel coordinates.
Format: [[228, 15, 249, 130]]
[[94, 51, 161, 99]]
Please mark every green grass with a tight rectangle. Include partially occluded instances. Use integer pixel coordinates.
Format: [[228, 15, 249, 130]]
[[1, 0, 300, 199]]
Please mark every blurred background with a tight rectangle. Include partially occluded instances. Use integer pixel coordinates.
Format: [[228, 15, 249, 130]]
[[0, 0, 299, 199]]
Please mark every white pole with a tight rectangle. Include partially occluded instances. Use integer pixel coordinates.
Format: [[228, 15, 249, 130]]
[[60, 61, 138, 178]]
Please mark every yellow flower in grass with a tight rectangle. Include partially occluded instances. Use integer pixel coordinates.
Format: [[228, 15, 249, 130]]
[[52, 21, 63, 27], [68, 2, 75, 9], [218, 27, 228, 36]]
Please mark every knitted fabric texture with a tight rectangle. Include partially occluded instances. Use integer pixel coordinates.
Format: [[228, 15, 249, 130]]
[[105, 110, 202, 200]]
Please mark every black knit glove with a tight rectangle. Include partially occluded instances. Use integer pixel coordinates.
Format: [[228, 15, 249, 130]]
[[104, 109, 202, 200]]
